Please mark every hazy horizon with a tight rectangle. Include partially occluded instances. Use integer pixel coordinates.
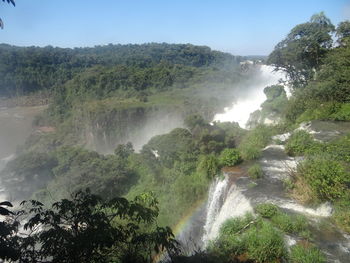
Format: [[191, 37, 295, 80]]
[[1, 0, 349, 56]]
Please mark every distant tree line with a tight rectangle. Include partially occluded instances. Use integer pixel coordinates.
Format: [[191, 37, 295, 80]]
[[0, 43, 244, 97]]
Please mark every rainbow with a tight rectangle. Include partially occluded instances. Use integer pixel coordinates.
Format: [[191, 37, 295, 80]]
[[155, 196, 208, 262], [172, 197, 207, 236]]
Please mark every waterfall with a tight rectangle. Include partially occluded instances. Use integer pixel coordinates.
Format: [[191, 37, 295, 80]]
[[202, 177, 229, 244], [202, 176, 253, 246], [213, 65, 287, 128], [0, 154, 14, 200]]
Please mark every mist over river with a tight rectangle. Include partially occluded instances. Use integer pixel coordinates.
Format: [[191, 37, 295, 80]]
[[0, 105, 46, 159], [213, 65, 287, 128]]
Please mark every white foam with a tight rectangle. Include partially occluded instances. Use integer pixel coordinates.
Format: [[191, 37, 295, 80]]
[[202, 177, 230, 244], [272, 132, 291, 142], [277, 201, 333, 217], [285, 235, 297, 246], [260, 144, 300, 180], [202, 181, 253, 245], [0, 154, 15, 163], [263, 144, 285, 151], [213, 65, 287, 128], [151, 149, 159, 158]]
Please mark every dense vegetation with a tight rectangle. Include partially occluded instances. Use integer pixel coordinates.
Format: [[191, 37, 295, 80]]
[[190, 12, 350, 263], [266, 13, 350, 236], [0, 43, 243, 97], [205, 207, 322, 263], [0, 43, 259, 153], [0, 190, 179, 263], [1, 10, 350, 263], [1, 116, 249, 227]]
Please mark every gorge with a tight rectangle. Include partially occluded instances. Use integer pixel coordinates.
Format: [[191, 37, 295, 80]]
[[0, 11, 350, 262]]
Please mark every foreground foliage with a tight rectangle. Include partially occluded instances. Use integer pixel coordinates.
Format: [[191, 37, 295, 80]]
[[285, 130, 315, 156], [0, 190, 178, 263], [247, 163, 263, 179], [238, 125, 272, 160], [206, 211, 318, 263], [297, 157, 349, 201], [290, 244, 326, 263], [219, 148, 242, 167]]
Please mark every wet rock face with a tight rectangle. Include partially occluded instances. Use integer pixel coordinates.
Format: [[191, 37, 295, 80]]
[[305, 120, 350, 142], [80, 107, 184, 153], [182, 129, 350, 261], [0, 106, 47, 159]]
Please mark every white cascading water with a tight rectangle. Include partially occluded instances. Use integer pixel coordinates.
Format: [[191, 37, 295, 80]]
[[277, 201, 333, 217], [260, 143, 333, 217], [198, 69, 343, 256], [202, 176, 253, 246], [202, 177, 229, 241], [213, 65, 287, 128], [0, 154, 14, 200]]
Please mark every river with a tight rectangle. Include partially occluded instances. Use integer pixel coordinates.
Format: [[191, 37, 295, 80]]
[[0, 105, 47, 200], [0, 105, 46, 159]]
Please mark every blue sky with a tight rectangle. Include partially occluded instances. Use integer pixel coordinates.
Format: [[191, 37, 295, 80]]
[[1, 0, 349, 55]]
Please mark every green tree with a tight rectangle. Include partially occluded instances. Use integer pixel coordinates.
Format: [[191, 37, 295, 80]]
[[184, 114, 207, 132], [268, 12, 335, 88], [336, 20, 350, 46], [114, 142, 134, 160], [298, 157, 349, 201], [219, 148, 242, 166], [1, 190, 178, 263], [307, 36, 350, 103], [260, 85, 288, 120], [0, 201, 20, 262]]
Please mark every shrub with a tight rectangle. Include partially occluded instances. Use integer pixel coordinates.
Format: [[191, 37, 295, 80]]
[[197, 154, 220, 178], [208, 213, 255, 259], [219, 213, 255, 236], [219, 148, 242, 167], [296, 102, 342, 123], [298, 157, 349, 201], [285, 130, 315, 156], [255, 203, 279, 218], [210, 213, 287, 263], [290, 243, 326, 263], [256, 203, 309, 234], [248, 163, 263, 179], [330, 103, 350, 121], [239, 144, 262, 160], [333, 197, 350, 233], [260, 85, 288, 120], [323, 134, 350, 162], [184, 114, 207, 131], [239, 125, 272, 160], [244, 221, 288, 262], [271, 213, 308, 234], [207, 235, 244, 260]]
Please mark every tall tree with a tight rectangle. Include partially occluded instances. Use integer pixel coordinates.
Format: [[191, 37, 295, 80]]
[[336, 20, 350, 46], [0, 190, 179, 262], [268, 12, 335, 89]]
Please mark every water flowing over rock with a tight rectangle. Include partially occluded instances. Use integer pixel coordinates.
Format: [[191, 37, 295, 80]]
[[202, 177, 230, 243], [187, 135, 350, 261], [298, 121, 350, 142], [213, 65, 287, 128], [0, 154, 14, 200], [202, 178, 253, 246], [0, 106, 46, 159], [277, 201, 333, 217]]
